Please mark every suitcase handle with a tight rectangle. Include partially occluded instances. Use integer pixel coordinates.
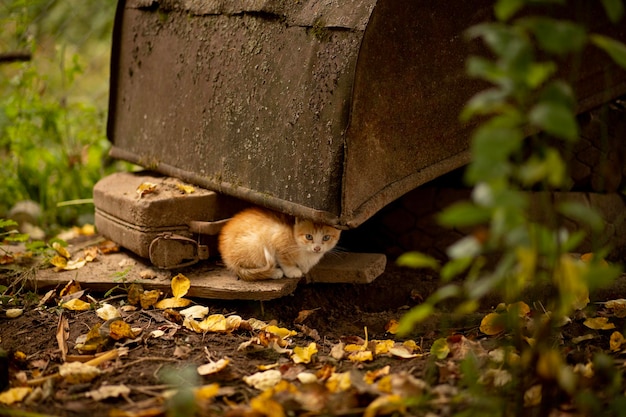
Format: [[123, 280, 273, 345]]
[[188, 219, 230, 235]]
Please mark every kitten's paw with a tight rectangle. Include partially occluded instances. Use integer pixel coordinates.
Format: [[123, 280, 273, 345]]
[[281, 266, 303, 278], [270, 269, 284, 279]]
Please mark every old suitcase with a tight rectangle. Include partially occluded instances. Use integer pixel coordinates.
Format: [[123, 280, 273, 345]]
[[93, 171, 247, 269]]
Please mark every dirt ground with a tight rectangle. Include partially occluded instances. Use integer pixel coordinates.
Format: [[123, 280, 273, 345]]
[[2, 232, 626, 416], [0, 238, 446, 417]]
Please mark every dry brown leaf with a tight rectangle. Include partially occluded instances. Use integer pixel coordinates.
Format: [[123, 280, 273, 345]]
[[605, 299, 626, 318], [56, 313, 69, 362], [140, 290, 162, 309], [60, 280, 82, 297], [294, 308, 319, 324], [127, 283, 143, 306], [83, 246, 99, 262]]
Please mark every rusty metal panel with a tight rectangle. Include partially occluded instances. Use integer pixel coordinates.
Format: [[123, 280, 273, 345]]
[[341, 0, 626, 227], [109, 0, 626, 229], [108, 0, 375, 225]]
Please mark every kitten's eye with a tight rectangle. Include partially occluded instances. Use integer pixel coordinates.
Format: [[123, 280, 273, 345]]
[[305, 234, 313, 241], [323, 235, 331, 241]]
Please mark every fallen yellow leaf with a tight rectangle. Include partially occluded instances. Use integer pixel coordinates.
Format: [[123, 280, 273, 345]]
[[195, 383, 220, 401], [96, 303, 121, 321], [480, 312, 506, 335], [364, 366, 390, 384], [291, 342, 318, 364], [140, 290, 161, 309], [385, 319, 400, 334], [364, 394, 405, 417], [136, 182, 157, 198], [53, 241, 71, 259], [348, 350, 373, 362], [59, 361, 102, 384], [197, 359, 230, 376], [372, 339, 395, 355], [176, 183, 195, 194], [264, 325, 297, 339], [250, 396, 285, 417], [108, 319, 141, 340], [325, 371, 352, 393], [610, 331, 625, 352], [154, 296, 192, 309], [0, 387, 32, 405], [583, 317, 615, 330], [62, 298, 91, 311], [171, 273, 191, 298], [243, 369, 282, 391]]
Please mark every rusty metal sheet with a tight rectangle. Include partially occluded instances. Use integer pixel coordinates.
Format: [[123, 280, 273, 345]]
[[109, 0, 626, 229], [341, 0, 626, 227], [108, 0, 375, 226]]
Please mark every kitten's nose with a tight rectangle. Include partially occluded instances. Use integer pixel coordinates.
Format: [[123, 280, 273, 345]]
[[313, 246, 321, 253]]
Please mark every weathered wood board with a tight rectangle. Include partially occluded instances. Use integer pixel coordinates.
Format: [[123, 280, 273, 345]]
[[4, 246, 385, 301]]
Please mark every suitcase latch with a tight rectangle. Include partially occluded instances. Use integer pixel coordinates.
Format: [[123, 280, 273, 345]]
[[149, 233, 208, 269]]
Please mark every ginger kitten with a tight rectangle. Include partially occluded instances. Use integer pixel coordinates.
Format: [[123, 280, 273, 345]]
[[218, 207, 341, 281]]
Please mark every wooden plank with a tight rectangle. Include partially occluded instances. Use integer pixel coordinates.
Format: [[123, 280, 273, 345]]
[[307, 252, 386, 284], [18, 251, 299, 301], [4, 245, 385, 300]]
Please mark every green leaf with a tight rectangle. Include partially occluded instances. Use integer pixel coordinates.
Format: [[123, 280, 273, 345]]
[[430, 338, 451, 360], [540, 80, 576, 109], [466, 23, 529, 63], [466, 122, 524, 183], [441, 257, 474, 281], [396, 252, 440, 270], [466, 56, 508, 85], [591, 34, 626, 70], [0, 219, 18, 229], [528, 101, 578, 141], [558, 201, 604, 232], [601, 0, 625, 23], [437, 202, 492, 228], [518, 17, 587, 55], [5, 233, 29, 242], [461, 88, 511, 121], [526, 61, 557, 89], [494, 0, 525, 21], [518, 147, 566, 187]]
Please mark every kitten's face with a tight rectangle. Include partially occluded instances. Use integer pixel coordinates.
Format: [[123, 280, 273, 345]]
[[294, 220, 341, 254]]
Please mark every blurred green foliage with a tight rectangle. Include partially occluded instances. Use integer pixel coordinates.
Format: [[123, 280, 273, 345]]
[[0, 0, 128, 233]]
